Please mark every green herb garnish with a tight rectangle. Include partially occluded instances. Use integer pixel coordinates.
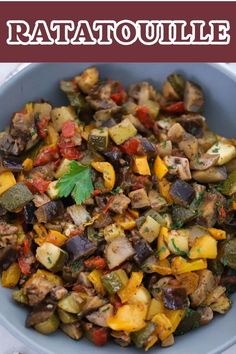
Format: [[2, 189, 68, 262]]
[[171, 238, 187, 256], [56, 161, 94, 205]]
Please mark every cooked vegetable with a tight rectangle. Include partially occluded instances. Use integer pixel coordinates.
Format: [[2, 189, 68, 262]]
[[0, 182, 33, 212], [0, 67, 235, 350], [36, 242, 68, 272]]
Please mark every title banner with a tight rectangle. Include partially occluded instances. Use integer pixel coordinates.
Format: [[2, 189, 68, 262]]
[[0, 1, 235, 61]]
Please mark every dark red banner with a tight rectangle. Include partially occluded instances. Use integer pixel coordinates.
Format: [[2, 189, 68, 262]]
[[0, 1, 235, 62]]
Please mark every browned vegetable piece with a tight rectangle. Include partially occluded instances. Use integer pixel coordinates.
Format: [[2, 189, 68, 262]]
[[164, 156, 191, 180], [169, 180, 195, 207], [128, 188, 150, 209], [35, 200, 64, 223], [190, 270, 216, 307], [132, 236, 153, 265], [184, 81, 204, 113], [190, 153, 220, 171], [111, 330, 131, 347], [167, 123, 185, 143], [105, 236, 135, 269], [162, 286, 188, 310], [26, 300, 56, 327], [64, 235, 97, 261], [192, 167, 227, 183], [177, 114, 205, 138], [197, 306, 214, 326], [148, 190, 167, 211], [156, 140, 172, 158], [178, 133, 198, 160], [109, 194, 131, 214], [176, 272, 199, 296]]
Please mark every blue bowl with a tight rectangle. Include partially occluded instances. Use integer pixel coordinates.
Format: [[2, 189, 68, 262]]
[[0, 63, 235, 354]]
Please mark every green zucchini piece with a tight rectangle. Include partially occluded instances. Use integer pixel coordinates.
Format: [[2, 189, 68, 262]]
[[222, 170, 236, 196], [102, 269, 128, 294], [168, 73, 185, 98], [88, 127, 109, 152], [12, 289, 29, 305], [58, 292, 84, 314], [34, 313, 59, 334], [36, 242, 68, 272], [220, 239, 236, 270], [172, 206, 196, 226], [0, 182, 33, 212], [131, 322, 157, 348], [57, 308, 78, 324], [60, 322, 82, 340], [175, 308, 201, 335], [109, 117, 137, 145]]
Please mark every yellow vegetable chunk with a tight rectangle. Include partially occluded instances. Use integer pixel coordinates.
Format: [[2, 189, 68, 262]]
[[139, 216, 161, 243], [128, 286, 151, 308], [207, 141, 236, 165], [0, 171, 16, 195], [133, 156, 151, 176], [151, 259, 172, 276], [24, 269, 63, 288], [166, 230, 189, 255], [22, 158, 33, 172], [1, 262, 21, 288], [157, 227, 170, 260], [147, 298, 165, 320], [107, 302, 146, 332], [46, 230, 68, 247], [113, 214, 136, 230], [189, 235, 217, 259], [164, 309, 185, 333], [91, 161, 115, 190], [152, 313, 172, 341], [103, 223, 125, 241], [47, 123, 59, 145], [172, 256, 207, 274], [109, 118, 137, 145], [154, 156, 168, 180], [208, 228, 226, 240], [118, 272, 143, 303], [145, 335, 159, 351], [88, 269, 105, 296], [158, 178, 173, 204]]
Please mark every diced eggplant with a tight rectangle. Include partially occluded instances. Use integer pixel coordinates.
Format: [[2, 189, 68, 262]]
[[60, 322, 82, 340], [105, 236, 135, 269], [82, 295, 107, 314], [86, 304, 114, 327], [23, 201, 37, 224], [88, 128, 109, 152], [172, 206, 196, 226], [109, 194, 131, 214], [178, 133, 198, 160], [0, 182, 33, 212], [176, 114, 205, 138], [111, 330, 131, 347], [164, 155, 191, 180], [36, 242, 68, 272], [67, 205, 91, 226], [156, 140, 172, 158], [148, 190, 167, 212], [128, 188, 150, 209], [34, 313, 60, 334], [190, 153, 219, 171], [64, 235, 97, 261], [163, 73, 185, 100], [0, 245, 17, 268], [190, 270, 215, 307], [103, 148, 123, 170], [133, 237, 153, 265], [34, 200, 64, 223], [192, 167, 227, 184], [140, 138, 157, 157], [184, 81, 204, 112], [162, 287, 188, 310], [1, 156, 23, 172], [175, 308, 201, 335], [169, 180, 195, 207], [26, 300, 57, 327]]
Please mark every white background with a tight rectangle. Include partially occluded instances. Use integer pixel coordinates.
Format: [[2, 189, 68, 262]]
[[0, 63, 236, 354]]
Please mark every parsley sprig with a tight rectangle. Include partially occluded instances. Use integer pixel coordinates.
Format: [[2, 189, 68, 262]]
[[56, 161, 94, 205]]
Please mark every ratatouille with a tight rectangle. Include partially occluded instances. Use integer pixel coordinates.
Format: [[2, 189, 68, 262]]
[[0, 67, 236, 349]]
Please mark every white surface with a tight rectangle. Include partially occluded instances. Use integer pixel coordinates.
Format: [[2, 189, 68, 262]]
[[0, 62, 236, 354]]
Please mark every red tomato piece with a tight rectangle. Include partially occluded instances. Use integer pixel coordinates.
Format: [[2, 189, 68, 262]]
[[120, 138, 139, 155], [136, 106, 154, 129], [32, 177, 50, 194], [84, 256, 106, 270], [18, 256, 31, 276], [163, 101, 185, 113], [88, 327, 109, 346], [36, 116, 50, 138], [110, 84, 127, 105], [60, 146, 83, 160], [62, 120, 76, 138], [33, 145, 59, 166]]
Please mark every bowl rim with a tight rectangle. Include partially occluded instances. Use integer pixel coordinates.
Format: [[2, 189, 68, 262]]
[[0, 62, 236, 354]]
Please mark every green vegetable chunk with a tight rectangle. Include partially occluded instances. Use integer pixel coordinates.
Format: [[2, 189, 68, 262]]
[[36, 242, 68, 272], [131, 322, 156, 348], [34, 313, 60, 334], [175, 309, 201, 335], [0, 182, 33, 212], [102, 269, 128, 294], [56, 160, 94, 204], [88, 128, 109, 152], [222, 170, 236, 196]]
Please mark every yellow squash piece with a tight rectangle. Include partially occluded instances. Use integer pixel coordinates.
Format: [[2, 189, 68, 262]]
[[107, 302, 146, 332], [128, 286, 151, 308], [232, 201, 236, 210], [0, 171, 16, 195], [189, 235, 217, 259], [91, 161, 115, 190], [171, 256, 207, 274], [113, 213, 136, 230], [147, 298, 165, 320], [88, 269, 105, 296], [145, 335, 159, 351], [154, 156, 168, 180], [152, 313, 172, 341], [158, 178, 173, 204], [151, 259, 172, 276], [22, 158, 33, 172], [118, 272, 143, 303], [47, 123, 59, 145], [164, 309, 185, 333], [33, 224, 48, 246], [1, 262, 21, 288], [208, 228, 226, 240], [46, 230, 68, 247], [133, 156, 151, 176], [157, 227, 170, 260], [128, 209, 139, 218]]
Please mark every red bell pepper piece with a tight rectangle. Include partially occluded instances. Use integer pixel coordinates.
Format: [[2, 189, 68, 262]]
[[36, 116, 50, 138], [111, 84, 127, 105], [31, 177, 50, 194], [136, 106, 154, 129], [120, 137, 139, 155], [163, 101, 185, 113], [23, 239, 30, 256], [33, 145, 59, 166], [84, 256, 106, 270], [18, 256, 31, 276], [62, 120, 76, 138], [103, 196, 115, 213], [86, 327, 109, 346], [60, 146, 83, 160]]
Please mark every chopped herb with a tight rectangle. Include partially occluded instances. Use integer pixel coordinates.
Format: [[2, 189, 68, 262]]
[[171, 220, 184, 229], [215, 183, 223, 192], [197, 248, 202, 253], [47, 256, 52, 264], [195, 152, 203, 165], [190, 126, 197, 135], [162, 141, 167, 148], [171, 238, 187, 256], [144, 227, 149, 233], [30, 129, 37, 137], [192, 321, 200, 330], [56, 161, 94, 205], [168, 165, 175, 170], [71, 260, 82, 273], [221, 257, 228, 266], [157, 245, 167, 255], [101, 306, 110, 312], [111, 187, 123, 195], [212, 142, 220, 153]]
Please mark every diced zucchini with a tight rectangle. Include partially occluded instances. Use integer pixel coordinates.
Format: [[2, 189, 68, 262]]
[[12, 289, 29, 305], [88, 127, 109, 152], [109, 117, 137, 145], [128, 286, 151, 307], [0, 182, 33, 212], [60, 322, 82, 340], [58, 292, 84, 314], [165, 231, 189, 255], [139, 216, 161, 243], [0, 171, 16, 195], [55, 158, 72, 179], [67, 205, 91, 226], [51, 106, 77, 131], [57, 309, 77, 324], [207, 141, 236, 166], [131, 322, 157, 348], [36, 242, 68, 272], [46, 181, 59, 199], [103, 223, 125, 242], [34, 313, 59, 334], [34, 102, 52, 116], [74, 67, 99, 94], [102, 269, 128, 294], [222, 170, 236, 196]]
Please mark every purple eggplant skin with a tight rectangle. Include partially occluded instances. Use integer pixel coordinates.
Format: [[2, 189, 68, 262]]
[[2, 156, 23, 172], [24, 202, 37, 224], [34, 200, 64, 223], [162, 287, 189, 310], [103, 148, 123, 170], [170, 180, 195, 207], [0, 245, 18, 269], [140, 138, 157, 157], [133, 237, 153, 265], [26, 300, 57, 327], [63, 235, 97, 261]]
